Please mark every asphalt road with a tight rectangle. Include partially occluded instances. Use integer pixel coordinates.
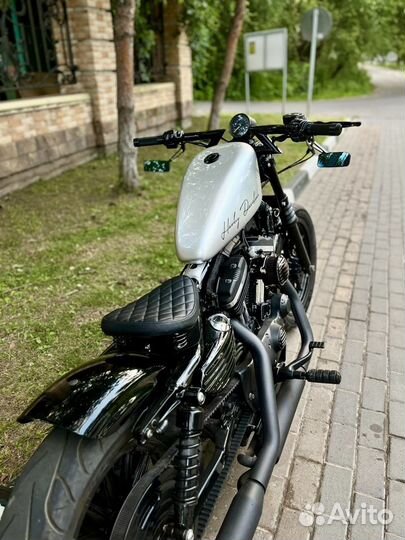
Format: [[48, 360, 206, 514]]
[[193, 64, 405, 122]]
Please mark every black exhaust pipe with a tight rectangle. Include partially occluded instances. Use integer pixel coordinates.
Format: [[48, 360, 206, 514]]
[[215, 281, 314, 540], [215, 319, 280, 540]]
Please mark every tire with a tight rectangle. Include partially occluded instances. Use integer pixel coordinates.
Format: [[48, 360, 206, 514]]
[[0, 422, 149, 540], [284, 204, 317, 330]]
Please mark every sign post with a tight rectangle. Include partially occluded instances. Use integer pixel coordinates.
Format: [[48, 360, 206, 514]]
[[244, 28, 288, 115], [307, 8, 319, 117], [301, 7, 333, 117]]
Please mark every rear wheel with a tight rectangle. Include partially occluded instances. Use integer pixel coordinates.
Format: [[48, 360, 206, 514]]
[[283, 204, 317, 330], [0, 423, 173, 540]]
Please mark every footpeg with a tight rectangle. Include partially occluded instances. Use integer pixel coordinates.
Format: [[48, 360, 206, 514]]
[[309, 341, 325, 350], [306, 369, 341, 384], [277, 367, 341, 384]]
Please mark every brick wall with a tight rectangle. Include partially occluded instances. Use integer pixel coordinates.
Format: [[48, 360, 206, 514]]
[[0, 82, 180, 198], [0, 94, 96, 198]]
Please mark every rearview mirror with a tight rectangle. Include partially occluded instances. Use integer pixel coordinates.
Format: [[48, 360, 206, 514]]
[[144, 160, 171, 173], [317, 152, 351, 168]]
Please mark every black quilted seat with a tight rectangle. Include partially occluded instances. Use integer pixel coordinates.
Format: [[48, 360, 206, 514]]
[[101, 275, 200, 339]]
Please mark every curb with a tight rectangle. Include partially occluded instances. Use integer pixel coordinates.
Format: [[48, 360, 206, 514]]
[[284, 135, 339, 202]]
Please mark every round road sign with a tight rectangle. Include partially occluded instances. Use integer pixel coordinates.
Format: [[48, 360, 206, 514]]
[[301, 7, 333, 42]]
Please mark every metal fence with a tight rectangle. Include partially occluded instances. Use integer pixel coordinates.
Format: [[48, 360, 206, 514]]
[[0, 0, 76, 100]]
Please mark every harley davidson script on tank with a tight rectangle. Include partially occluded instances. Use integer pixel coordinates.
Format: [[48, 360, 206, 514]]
[[176, 143, 262, 263]]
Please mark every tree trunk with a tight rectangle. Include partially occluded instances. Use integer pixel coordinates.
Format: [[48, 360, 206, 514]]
[[208, 0, 247, 130], [113, 0, 139, 190]]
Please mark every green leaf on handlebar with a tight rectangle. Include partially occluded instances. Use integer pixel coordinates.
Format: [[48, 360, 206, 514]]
[[317, 152, 351, 168], [144, 160, 171, 173]]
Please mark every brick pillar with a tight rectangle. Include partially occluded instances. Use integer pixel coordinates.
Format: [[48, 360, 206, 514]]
[[163, 0, 193, 128], [64, 0, 117, 150]]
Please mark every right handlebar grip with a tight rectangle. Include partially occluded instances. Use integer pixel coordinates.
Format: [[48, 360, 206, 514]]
[[133, 135, 165, 147], [305, 122, 343, 137]]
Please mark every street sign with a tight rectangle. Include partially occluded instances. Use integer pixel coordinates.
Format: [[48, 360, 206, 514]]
[[300, 8, 333, 117], [244, 28, 288, 114], [301, 7, 332, 41]]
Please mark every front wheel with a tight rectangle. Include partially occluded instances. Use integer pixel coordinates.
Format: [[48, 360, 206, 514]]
[[283, 204, 317, 330], [0, 423, 173, 540]]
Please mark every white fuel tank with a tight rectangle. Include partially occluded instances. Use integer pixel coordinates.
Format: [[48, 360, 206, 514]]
[[176, 142, 262, 263]]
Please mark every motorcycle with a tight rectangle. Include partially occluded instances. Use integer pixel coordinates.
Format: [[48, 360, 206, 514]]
[[0, 112, 361, 540]]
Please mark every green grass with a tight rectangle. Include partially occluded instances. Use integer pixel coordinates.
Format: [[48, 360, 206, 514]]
[[0, 115, 314, 483]]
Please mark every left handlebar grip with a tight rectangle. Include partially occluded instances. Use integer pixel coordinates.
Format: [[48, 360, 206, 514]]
[[133, 135, 165, 147], [305, 122, 343, 137]]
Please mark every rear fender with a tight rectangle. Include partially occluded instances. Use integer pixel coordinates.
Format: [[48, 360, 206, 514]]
[[18, 352, 168, 438]]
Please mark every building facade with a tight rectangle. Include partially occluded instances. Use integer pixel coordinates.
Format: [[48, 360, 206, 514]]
[[0, 0, 193, 197]]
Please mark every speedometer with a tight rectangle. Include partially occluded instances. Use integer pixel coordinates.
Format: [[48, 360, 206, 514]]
[[229, 113, 252, 138]]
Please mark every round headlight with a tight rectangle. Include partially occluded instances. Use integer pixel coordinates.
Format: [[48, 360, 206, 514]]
[[229, 113, 252, 138]]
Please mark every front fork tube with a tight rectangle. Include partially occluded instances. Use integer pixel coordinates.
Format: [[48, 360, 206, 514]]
[[174, 405, 203, 536], [282, 198, 313, 274], [266, 161, 313, 274]]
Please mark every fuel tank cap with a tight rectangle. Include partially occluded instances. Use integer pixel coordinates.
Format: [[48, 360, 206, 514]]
[[204, 152, 220, 164]]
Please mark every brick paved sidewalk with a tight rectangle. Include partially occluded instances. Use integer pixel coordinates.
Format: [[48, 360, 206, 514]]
[[205, 118, 405, 539]]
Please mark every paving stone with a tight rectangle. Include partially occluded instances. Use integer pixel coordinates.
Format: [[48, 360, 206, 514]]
[[316, 291, 334, 308], [350, 493, 384, 540], [335, 287, 352, 303], [304, 386, 334, 424], [389, 401, 405, 438], [274, 507, 311, 540], [320, 337, 343, 363], [350, 302, 369, 322], [390, 348, 405, 374], [338, 273, 354, 288], [366, 352, 387, 381], [354, 275, 371, 290], [371, 295, 388, 314], [326, 317, 347, 339], [390, 294, 405, 310], [389, 371, 405, 403], [390, 328, 405, 349], [390, 309, 405, 327], [318, 463, 353, 516], [342, 339, 364, 365], [390, 280, 405, 295], [332, 389, 360, 427], [252, 527, 274, 540], [387, 479, 405, 537], [347, 320, 367, 342], [367, 332, 387, 355], [340, 362, 363, 394], [389, 437, 405, 481], [327, 422, 357, 469], [296, 418, 329, 463], [285, 458, 322, 511], [310, 305, 329, 325], [369, 312, 388, 332], [259, 475, 286, 533], [359, 408, 386, 450], [362, 377, 386, 412], [356, 446, 385, 499], [352, 288, 370, 305], [330, 301, 349, 320]]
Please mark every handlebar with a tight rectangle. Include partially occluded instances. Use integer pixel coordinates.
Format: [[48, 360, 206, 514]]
[[133, 129, 225, 149], [133, 115, 361, 149]]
